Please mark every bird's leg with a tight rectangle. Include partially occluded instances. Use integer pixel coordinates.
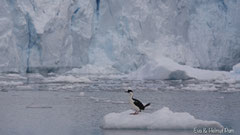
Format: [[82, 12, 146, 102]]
[[130, 111, 139, 115], [130, 112, 135, 115], [134, 111, 139, 115]]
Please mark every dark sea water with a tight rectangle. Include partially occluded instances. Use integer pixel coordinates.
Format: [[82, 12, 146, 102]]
[[0, 74, 239, 135]]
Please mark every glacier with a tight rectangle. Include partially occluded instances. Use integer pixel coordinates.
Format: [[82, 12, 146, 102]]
[[0, 0, 240, 74]]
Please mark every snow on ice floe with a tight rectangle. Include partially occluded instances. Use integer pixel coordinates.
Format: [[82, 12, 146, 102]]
[[102, 107, 223, 130]]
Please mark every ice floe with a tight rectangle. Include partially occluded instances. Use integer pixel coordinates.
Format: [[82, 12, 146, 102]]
[[79, 92, 85, 96], [45, 75, 91, 83], [102, 107, 223, 130], [231, 63, 240, 80], [0, 81, 23, 86], [129, 57, 230, 81]]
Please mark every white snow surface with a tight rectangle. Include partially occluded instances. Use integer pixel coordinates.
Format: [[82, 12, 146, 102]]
[[102, 107, 223, 130]]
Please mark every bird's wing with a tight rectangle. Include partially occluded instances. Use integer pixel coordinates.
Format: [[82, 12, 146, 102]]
[[132, 98, 145, 110]]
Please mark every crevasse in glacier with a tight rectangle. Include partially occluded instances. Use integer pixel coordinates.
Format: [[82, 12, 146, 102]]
[[0, 0, 239, 73]]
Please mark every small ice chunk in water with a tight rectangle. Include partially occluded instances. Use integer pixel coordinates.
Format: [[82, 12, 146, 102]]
[[79, 92, 85, 96], [102, 107, 223, 130], [46, 75, 91, 83]]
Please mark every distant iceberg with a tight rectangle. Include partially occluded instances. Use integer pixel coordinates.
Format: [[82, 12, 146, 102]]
[[102, 107, 223, 130], [231, 63, 240, 80], [129, 57, 230, 80]]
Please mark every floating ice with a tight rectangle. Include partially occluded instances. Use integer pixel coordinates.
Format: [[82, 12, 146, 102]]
[[232, 63, 240, 74], [89, 96, 126, 104], [182, 84, 218, 91], [79, 92, 85, 96], [102, 107, 223, 130], [0, 81, 23, 86], [66, 65, 120, 75], [45, 75, 91, 83], [6, 74, 26, 79], [230, 63, 240, 80], [129, 57, 230, 80]]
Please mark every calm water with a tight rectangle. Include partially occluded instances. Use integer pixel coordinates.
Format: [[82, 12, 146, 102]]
[[0, 74, 239, 135]]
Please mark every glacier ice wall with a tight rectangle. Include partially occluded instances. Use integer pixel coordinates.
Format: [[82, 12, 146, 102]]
[[0, 0, 239, 73]]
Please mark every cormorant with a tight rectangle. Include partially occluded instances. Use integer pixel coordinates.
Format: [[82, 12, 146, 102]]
[[125, 90, 151, 115]]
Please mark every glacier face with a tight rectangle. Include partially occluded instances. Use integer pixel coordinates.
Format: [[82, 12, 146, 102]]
[[0, 0, 239, 73]]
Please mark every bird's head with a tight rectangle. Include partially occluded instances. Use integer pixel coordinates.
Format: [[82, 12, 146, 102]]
[[125, 89, 133, 93]]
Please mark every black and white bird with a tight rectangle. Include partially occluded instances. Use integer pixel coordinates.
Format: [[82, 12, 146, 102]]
[[125, 90, 150, 115]]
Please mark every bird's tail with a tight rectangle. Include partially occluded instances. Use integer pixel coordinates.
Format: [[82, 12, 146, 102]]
[[144, 103, 151, 108]]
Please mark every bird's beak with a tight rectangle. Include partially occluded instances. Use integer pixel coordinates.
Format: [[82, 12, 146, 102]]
[[124, 91, 128, 93]]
